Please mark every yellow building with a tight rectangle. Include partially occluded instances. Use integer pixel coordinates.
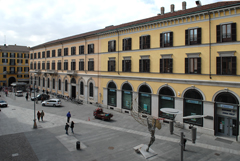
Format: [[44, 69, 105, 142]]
[[30, 1, 240, 141], [0, 44, 30, 86]]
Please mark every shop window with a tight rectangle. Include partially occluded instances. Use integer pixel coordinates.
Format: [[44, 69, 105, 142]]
[[139, 35, 150, 49], [108, 82, 116, 107], [185, 28, 201, 45], [139, 85, 151, 115], [122, 83, 132, 110], [108, 40, 116, 52], [160, 32, 173, 47], [159, 87, 175, 119], [217, 23, 236, 43], [122, 38, 131, 51]]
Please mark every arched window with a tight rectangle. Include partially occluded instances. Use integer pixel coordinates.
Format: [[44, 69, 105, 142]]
[[58, 79, 61, 90], [159, 87, 175, 119], [139, 85, 151, 115], [89, 82, 93, 97], [80, 81, 84, 95], [52, 78, 55, 89], [47, 78, 50, 88], [42, 78, 45, 87], [122, 83, 132, 110], [65, 80, 68, 91], [71, 78, 76, 84], [183, 89, 203, 126], [108, 82, 117, 107]]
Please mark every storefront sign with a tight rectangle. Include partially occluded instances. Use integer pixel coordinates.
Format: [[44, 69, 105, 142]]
[[217, 104, 237, 110], [124, 91, 131, 94], [141, 93, 150, 97], [161, 96, 173, 100], [186, 99, 202, 105], [109, 89, 116, 92]]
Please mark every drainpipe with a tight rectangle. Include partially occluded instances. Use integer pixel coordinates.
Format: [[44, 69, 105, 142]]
[[84, 37, 87, 74], [208, 11, 212, 79], [98, 35, 100, 104], [60, 42, 63, 72], [117, 30, 120, 75]]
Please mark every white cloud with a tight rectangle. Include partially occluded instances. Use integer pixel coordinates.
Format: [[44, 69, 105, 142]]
[[0, 0, 236, 47]]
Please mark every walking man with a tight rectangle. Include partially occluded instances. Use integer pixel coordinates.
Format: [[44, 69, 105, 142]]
[[70, 121, 75, 133], [66, 111, 71, 123], [25, 93, 28, 101], [37, 111, 41, 121], [65, 123, 69, 135], [41, 110, 45, 121]]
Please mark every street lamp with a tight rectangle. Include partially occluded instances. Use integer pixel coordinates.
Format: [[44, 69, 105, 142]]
[[33, 73, 37, 129]]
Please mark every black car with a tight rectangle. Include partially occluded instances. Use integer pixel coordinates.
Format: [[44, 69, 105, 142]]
[[0, 100, 8, 107], [31, 94, 50, 101]]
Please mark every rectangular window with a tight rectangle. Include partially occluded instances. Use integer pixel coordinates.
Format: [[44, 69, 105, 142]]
[[34, 53, 36, 59], [217, 57, 236, 75], [10, 67, 15, 73], [64, 60, 68, 70], [25, 59, 28, 64], [79, 45, 84, 54], [88, 44, 94, 54], [185, 28, 201, 45], [58, 61, 61, 70], [71, 60, 76, 70], [2, 59, 8, 63], [58, 49, 62, 56], [122, 60, 131, 72], [79, 60, 84, 71], [47, 51, 50, 58], [139, 59, 150, 72], [47, 61, 50, 70], [2, 53, 8, 57], [71, 46, 76, 55], [160, 32, 173, 47], [24, 67, 29, 72], [185, 58, 201, 74], [17, 75, 22, 78], [3, 75, 6, 78], [3, 67, 6, 72], [139, 35, 150, 49], [160, 59, 173, 73], [122, 38, 132, 51], [52, 50, 56, 57], [38, 62, 41, 69], [24, 75, 29, 78], [25, 54, 29, 58], [30, 53, 33, 59], [52, 61, 55, 70], [10, 59, 15, 65], [34, 62, 36, 69], [108, 60, 116, 71], [38, 52, 41, 58], [30, 63, 33, 69], [217, 23, 236, 43], [64, 48, 68, 56], [17, 67, 22, 72], [42, 61, 45, 70], [108, 40, 116, 52], [88, 60, 94, 71], [42, 51, 45, 58]]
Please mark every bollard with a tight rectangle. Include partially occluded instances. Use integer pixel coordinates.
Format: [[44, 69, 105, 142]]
[[169, 121, 174, 134], [191, 127, 197, 144], [76, 141, 80, 150]]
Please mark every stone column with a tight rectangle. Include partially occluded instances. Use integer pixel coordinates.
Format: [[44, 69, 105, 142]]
[[151, 94, 158, 118], [84, 85, 88, 103], [117, 90, 121, 108]]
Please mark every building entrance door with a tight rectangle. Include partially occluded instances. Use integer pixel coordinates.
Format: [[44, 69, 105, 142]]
[[217, 116, 237, 137]]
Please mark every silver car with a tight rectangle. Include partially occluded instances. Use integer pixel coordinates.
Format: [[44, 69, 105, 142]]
[[41, 99, 62, 107]]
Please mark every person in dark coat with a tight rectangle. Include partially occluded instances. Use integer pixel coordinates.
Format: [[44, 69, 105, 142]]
[[65, 123, 69, 135], [37, 111, 41, 121], [70, 121, 75, 133], [66, 111, 71, 123], [25, 93, 28, 101]]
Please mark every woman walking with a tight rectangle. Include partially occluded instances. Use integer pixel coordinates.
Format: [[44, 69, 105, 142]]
[[37, 111, 41, 121], [70, 121, 75, 134]]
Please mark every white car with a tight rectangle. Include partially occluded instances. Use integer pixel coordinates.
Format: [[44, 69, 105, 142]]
[[15, 90, 23, 97], [41, 99, 62, 107]]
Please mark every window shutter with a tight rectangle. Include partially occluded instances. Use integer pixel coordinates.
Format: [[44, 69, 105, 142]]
[[122, 39, 125, 51], [113, 61, 116, 71], [79, 62, 80, 70], [88, 61, 90, 70], [114, 40, 116, 51], [139, 36, 142, 49], [160, 59, 163, 73], [92, 45, 94, 53], [108, 41, 111, 52], [197, 57, 201, 74], [147, 35, 150, 48], [185, 58, 189, 73], [139, 60, 142, 72], [122, 60, 125, 72], [170, 32, 173, 47], [82, 62, 84, 70], [185, 29, 189, 45], [128, 38, 132, 50], [216, 57, 221, 75], [129, 60, 131, 72], [160, 33, 163, 47], [231, 23, 236, 41], [108, 60, 110, 71], [169, 59, 173, 73], [197, 28, 201, 44], [216, 25, 221, 43], [147, 59, 150, 72], [92, 61, 94, 71], [232, 56, 236, 75], [88, 45, 90, 54]]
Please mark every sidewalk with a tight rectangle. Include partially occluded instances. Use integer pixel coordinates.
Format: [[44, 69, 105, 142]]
[[1, 94, 240, 160]]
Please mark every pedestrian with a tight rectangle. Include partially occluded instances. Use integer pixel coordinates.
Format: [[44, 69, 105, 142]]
[[25, 93, 28, 101], [183, 138, 187, 151], [66, 111, 71, 123], [65, 123, 69, 135], [70, 121, 75, 133], [37, 111, 41, 121], [40, 110, 45, 121], [46, 90, 49, 95], [42, 89, 45, 93]]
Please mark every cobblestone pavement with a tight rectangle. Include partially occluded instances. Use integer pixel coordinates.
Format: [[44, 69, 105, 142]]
[[1, 92, 240, 161]]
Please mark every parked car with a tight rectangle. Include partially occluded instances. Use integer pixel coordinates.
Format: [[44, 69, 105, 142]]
[[41, 99, 62, 107], [0, 100, 8, 107], [31, 94, 50, 101], [15, 90, 23, 97]]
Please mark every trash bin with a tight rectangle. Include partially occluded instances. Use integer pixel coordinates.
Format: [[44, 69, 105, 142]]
[[76, 141, 80, 150]]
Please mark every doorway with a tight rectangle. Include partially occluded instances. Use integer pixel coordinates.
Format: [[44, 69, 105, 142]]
[[217, 116, 237, 137], [71, 86, 76, 98]]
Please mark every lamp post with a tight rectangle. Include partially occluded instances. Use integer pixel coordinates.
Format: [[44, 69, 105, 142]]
[[33, 73, 37, 129]]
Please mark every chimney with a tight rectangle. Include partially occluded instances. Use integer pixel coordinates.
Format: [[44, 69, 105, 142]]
[[4, 44, 6, 46], [171, 4, 175, 13], [161, 7, 165, 15], [182, 1, 186, 10], [195, 0, 201, 7]]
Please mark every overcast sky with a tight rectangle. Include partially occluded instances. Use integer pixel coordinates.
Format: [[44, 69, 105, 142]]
[[0, 0, 236, 47]]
